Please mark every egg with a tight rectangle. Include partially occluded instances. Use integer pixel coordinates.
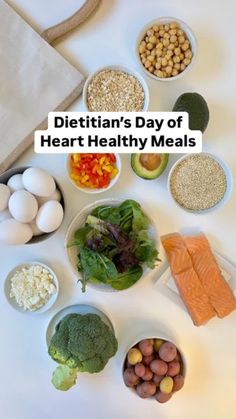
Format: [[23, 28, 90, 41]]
[[0, 184, 11, 211], [37, 188, 61, 206], [9, 190, 38, 223], [7, 174, 24, 192], [22, 167, 56, 197], [29, 220, 43, 236], [0, 209, 11, 222], [36, 201, 64, 233], [0, 218, 33, 244]]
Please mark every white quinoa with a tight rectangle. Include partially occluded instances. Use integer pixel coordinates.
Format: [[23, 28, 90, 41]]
[[170, 155, 227, 211], [87, 69, 145, 112]]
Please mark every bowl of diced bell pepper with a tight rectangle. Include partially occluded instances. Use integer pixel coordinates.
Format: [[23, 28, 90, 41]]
[[67, 153, 121, 194]]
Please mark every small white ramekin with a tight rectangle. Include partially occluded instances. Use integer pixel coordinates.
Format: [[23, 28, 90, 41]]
[[136, 17, 197, 82]]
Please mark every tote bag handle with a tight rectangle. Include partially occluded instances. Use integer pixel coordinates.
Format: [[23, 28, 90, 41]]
[[41, 0, 101, 44]]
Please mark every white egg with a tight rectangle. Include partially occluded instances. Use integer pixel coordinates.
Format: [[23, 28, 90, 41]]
[[0, 183, 11, 211], [0, 218, 33, 244], [22, 167, 56, 197], [7, 174, 24, 192], [36, 201, 64, 233], [37, 188, 61, 206], [0, 209, 11, 222], [29, 220, 43, 236], [9, 190, 38, 223]]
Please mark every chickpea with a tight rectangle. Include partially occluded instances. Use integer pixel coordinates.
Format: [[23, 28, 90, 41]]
[[181, 42, 189, 51], [149, 35, 157, 44], [147, 42, 154, 50], [185, 49, 193, 59], [179, 53, 185, 60], [140, 53, 146, 59], [177, 29, 184, 36], [174, 47, 181, 56], [149, 65, 155, 73], [148, 55, 155, 62], [164, 24, 170, 31], [141, 57, 146, 64], [167, 50, 174, 57], [145, 59, 152, 68], [173, 55, 180, 63], [168, 59, 174, 67], [174, 41, 179, 47], [178, 35, 185, 44], [183, 57, 191, 66], [156, 70, 164, 78], [163, 39, 170, 47], [169, 29, 177, 36], [170, 35, 177, 43], [155, 61, 161, 70], [174, 63, 181, 70], [163, 32, 170, 39], [172, 68, 179, 76], [141, 40, 146, 47], [150, 49, 156, 56], [139, 45, 146, 54], [163, 47, 167, 53], [147, 29, 154, 37], [162, 71, 167, 77], [180, 63, 186, 71], [161, 57, 168, 67], [159, 25, 164, 30], [165, 66, 172, 74], [157, 42, 163, 49], [168, 43, 175, 51], [156, 48, 163, 57], [153, 24, 159, 32], [157, 57, 162, 63], [145, 36, 149, 43], [170, 22, 178, 29], [159, 29, 165, 36]]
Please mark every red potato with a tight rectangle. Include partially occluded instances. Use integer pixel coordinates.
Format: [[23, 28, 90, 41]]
[[134, 363, 146, 378], [143, 354, 155, 366], [155, 391, 173, 403], [173, 374, 185, 392], [138, 339, 154, 356], [142, 367, 153, 381], [136, 381, 156, 398], [159, 342, 177, 362], [167, 360, 181, 377], [150, 359, 168, 375], [123, 368, 140, 387], [153, 374, 164, 386]]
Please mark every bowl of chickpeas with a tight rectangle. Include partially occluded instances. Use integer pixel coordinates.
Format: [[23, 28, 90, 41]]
[[137, 17, 197, 81]]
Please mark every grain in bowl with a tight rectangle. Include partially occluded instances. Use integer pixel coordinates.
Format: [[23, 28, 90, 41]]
[[84, 66, 148, 111], [168, 154, 232, 213]]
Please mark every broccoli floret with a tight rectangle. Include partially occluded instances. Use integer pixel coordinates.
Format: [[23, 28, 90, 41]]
[[48, 313, 118, 374]]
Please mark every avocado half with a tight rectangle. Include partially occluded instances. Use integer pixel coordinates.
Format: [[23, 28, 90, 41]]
[[173, 92, 210, 133], [131, 154, 169, 180]]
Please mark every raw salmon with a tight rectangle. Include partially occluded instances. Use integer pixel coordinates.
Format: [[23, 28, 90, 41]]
[[184, 234, 236, 318], [161, 233, 216, 326]]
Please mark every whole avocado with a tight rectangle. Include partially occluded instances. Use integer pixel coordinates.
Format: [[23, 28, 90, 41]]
[[173, 92, 210, 133]]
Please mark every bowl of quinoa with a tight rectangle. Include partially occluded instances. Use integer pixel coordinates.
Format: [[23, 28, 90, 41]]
[[83, 65, 149, 112], [168, 153, 233, 213]]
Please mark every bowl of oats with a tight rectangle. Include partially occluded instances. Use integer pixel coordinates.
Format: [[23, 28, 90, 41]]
[[83, 65, 149, 112], [136, 17, 197, 81], [4, 261, 59, 314], [168, 153, 233, 214]]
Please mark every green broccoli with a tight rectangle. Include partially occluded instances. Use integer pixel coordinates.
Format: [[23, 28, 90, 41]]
[[48, 313, 118, 375]]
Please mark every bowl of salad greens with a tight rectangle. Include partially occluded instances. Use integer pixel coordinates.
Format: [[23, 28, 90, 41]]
[[65, 199, 159, 292]]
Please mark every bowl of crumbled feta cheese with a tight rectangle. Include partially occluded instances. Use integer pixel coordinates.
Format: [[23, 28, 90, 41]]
[[4, 262, 59, 313]]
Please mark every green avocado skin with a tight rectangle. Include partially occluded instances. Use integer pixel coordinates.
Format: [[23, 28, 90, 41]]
[[131, 154, 169, 180], [173, 92, 210, 133]]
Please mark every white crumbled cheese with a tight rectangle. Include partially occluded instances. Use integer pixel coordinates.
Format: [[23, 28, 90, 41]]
[[9, 265, 56, 311]]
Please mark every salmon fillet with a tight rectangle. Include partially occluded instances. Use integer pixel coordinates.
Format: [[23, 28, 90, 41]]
[[161, 233, 216, 326], [184, 234, 236, 318]]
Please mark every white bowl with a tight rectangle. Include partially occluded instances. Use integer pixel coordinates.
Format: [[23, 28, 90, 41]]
[[65, 198, 159, 292], [83, 65, 149, 111], [167, 152, 233, 214], [66, 153, 121, 194], [4, 261, 59, 314], [122, 333, 186, 400], [136, 17, 197, 81]]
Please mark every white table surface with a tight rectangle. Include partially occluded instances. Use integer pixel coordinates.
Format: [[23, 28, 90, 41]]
[[2, 1, 236, 418]]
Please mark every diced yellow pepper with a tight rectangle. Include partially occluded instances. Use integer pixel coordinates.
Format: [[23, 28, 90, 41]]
[[99, 156, 106, 165], [102, 165, 113, 173], [110, 168, 118, 179]]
